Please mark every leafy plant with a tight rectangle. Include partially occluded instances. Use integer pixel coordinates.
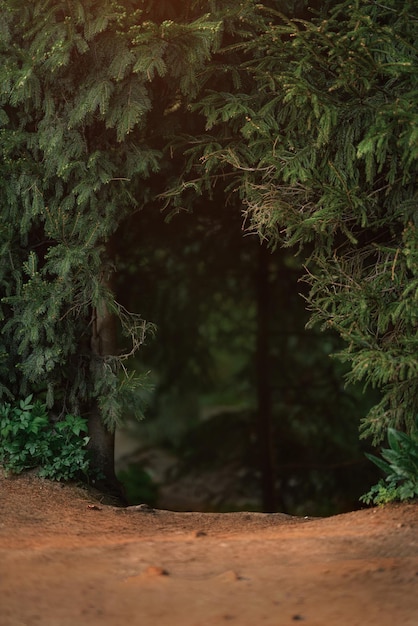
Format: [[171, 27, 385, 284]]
[[0, 395, 92, 481], [360, 421, 418, 505]]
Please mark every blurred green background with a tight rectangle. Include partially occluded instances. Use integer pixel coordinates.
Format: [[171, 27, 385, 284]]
[[113, 197, 380, 516]]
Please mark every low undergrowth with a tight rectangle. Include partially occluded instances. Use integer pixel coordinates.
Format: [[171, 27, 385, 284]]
[[0, 395, 92, 481]]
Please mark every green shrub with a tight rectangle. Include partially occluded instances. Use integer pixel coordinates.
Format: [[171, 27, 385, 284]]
[[0, 395, 92, 481], [360, 421, 418, 505]]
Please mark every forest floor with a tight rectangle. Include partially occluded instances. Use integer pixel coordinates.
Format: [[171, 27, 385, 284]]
[[0, 472, 417, 626]]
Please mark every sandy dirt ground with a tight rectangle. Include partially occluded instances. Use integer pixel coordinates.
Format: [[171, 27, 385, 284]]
[[0, 473, 417, 626]]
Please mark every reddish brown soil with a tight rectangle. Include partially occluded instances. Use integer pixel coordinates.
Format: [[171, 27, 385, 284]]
[[0, 473, 417, 626]]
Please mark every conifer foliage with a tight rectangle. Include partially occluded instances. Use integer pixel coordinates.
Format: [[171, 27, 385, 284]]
[[2, 0, 417, 495], [176, 0, 418, 444], [0, 0, 227, 482]]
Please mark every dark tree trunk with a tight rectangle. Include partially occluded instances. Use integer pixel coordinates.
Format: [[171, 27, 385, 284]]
[[255, 241, 278, 512], [87, 244, 126, 504], [87, 401, 117, 487]]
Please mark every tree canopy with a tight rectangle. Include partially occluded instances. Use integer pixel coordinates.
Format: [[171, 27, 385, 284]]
[[1, 0, 417, 503], [0, 0, 256, 484], [172, 0, 418, 443]]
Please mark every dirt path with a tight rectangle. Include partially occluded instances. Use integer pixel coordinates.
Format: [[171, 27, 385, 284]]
[[0, 474, 417, 626]]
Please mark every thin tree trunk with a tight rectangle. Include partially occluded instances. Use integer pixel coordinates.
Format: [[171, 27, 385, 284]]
[[88, 242, 126, 503], [87, 400, 116, 487], [255, 241, 277, 512]]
